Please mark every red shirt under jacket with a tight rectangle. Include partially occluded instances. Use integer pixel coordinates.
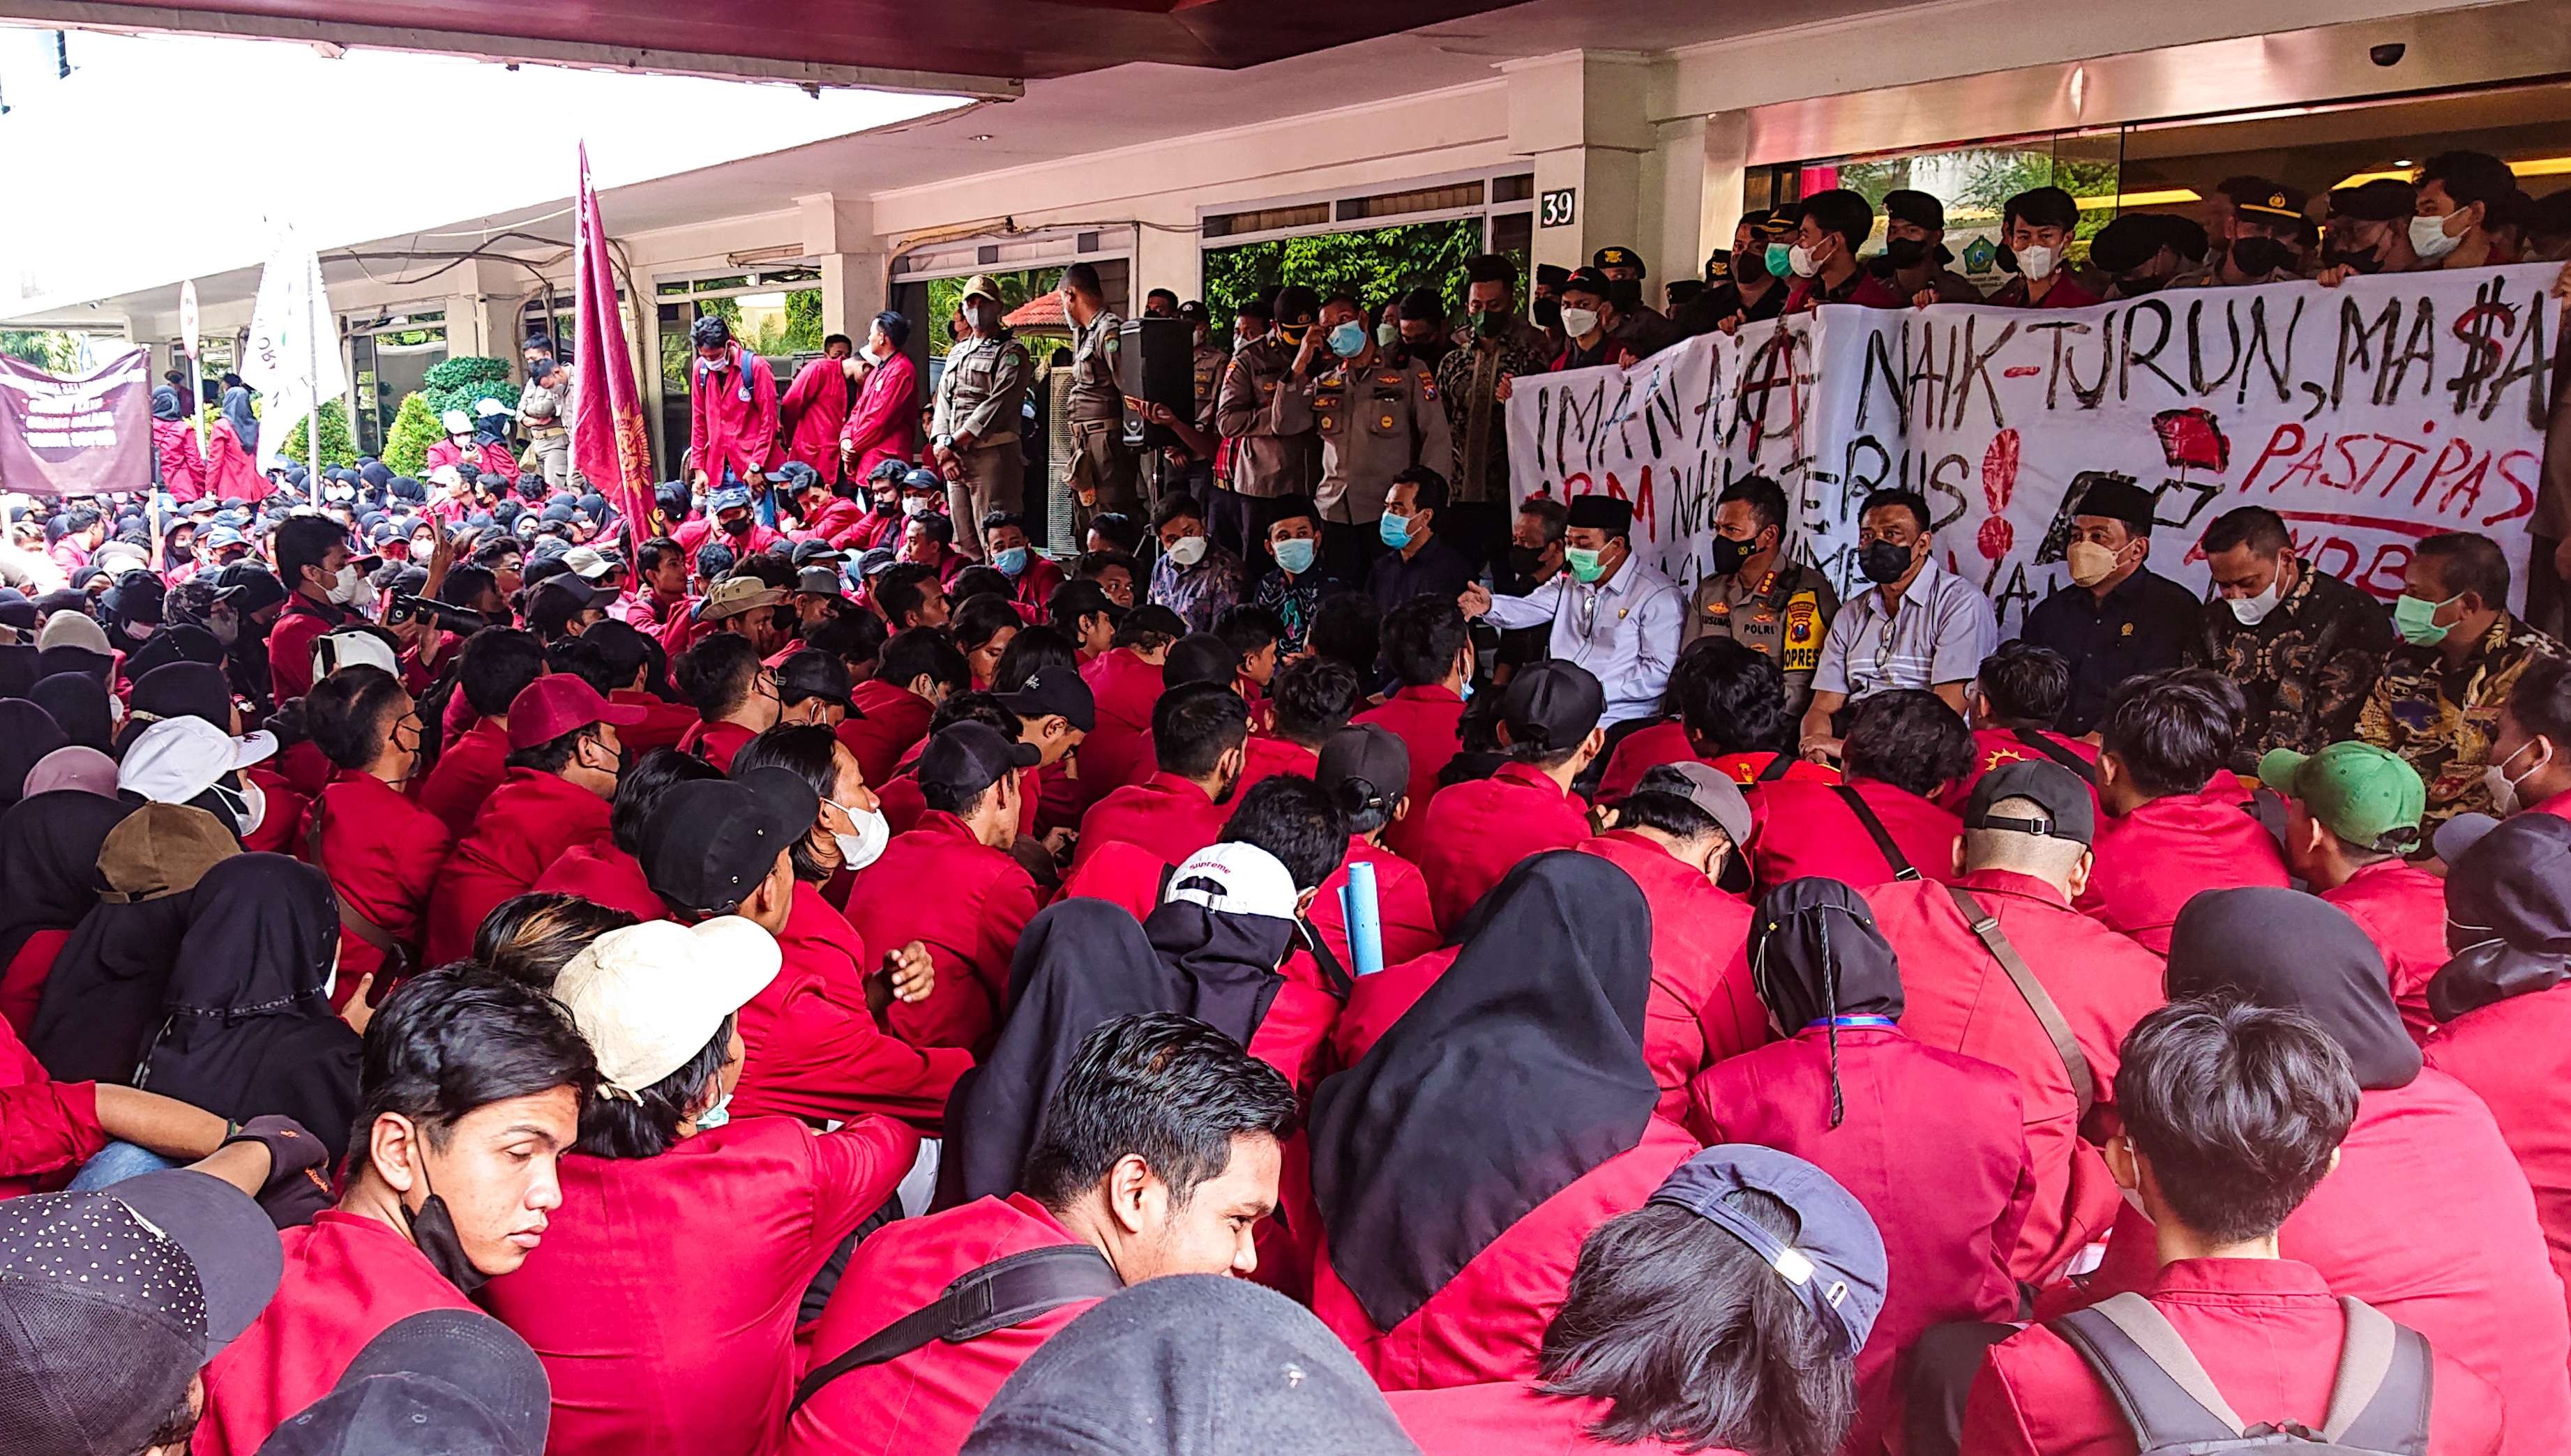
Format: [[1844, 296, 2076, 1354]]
[[2078, 1070, 2571, 1455], [196, 1211, 475, 1456], [1353, 685, 1468, 860], [2427, 985, 2571, 1393], [298, 771, 451, 993], [423, 769, 613, 966], [417, 718, 512, 841], [730, 882, 971, 1129], [2076, 787, 2289, 955], [838, 680, 935, 792], [1575, 832, 1762, 1117], [1689, 1025, 2032, 1455], [1389, 1380, 1725, 1456], [481, 1115, 917, 1456], [1414, 762, 1592, 933], [1233, 734, 1320, 801], [1967, 1257, 2503, 1456], [843, 812, 1042, 1054], [531, 841, 664, 923], [1746, 778, 1963, 891], [783, 1195, 1106, 1456], [2325, 860, 2454, 1043], [609, 688, 699, 759], [1311, 1118, 1701, 1392], [1072, 648, 1166, 812], [1307, 835, 1441, 974], [1073, 772, 1231, 875], [1866, 868, 2165, 1285]]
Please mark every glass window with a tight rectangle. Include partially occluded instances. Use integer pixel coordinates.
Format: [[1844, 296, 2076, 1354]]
[[347, 317, 446, 457], [1786, 131, 2123, 283], [1200, 217, 1484, 338]]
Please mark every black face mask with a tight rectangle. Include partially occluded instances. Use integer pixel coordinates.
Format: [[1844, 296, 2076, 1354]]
[[1708, 533, 1756, 578], [2323, 245, 2385, 275], [402, 1192, 488, 1294], [2231, 236, 2295, 278], [1532, 297, 1563, 330], [721, 515, 752, 537], [1507, 545, 1547, 581], [1858, 539, 1915, 585], [873, 496, 900, 516], [1882, 237, 1931, 271]]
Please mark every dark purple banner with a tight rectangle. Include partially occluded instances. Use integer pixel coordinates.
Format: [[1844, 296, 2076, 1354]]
[[0, 347, 151, 499]]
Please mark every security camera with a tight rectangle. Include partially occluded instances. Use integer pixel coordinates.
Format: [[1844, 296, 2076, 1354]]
[[2370, 42, 2406, 67]]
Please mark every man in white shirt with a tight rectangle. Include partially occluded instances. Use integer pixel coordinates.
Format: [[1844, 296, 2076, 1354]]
[[1798, 487, 1999, 762], [1460, 494, 1681, 727]]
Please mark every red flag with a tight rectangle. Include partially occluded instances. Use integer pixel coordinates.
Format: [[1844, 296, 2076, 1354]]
[[572, 143, 655, 549]]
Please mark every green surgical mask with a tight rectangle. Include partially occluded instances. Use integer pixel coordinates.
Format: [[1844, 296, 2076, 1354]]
[[1764, 243, 1793, 278], [1565, 546, 1606, 583], [2392, 591, 2461, 646]]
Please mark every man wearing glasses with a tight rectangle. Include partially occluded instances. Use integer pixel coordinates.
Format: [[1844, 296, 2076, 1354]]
[[1798, 488, 1999, 764], [1459, 494, 1682, 729]]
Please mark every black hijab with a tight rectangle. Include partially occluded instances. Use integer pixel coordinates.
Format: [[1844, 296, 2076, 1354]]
[[938, 895, 1296, 1209], [2167, 886, 2421, 1090], [1307, 851, 1659, 1333], [125, 625, 226, 680], [29, 805, 239, 1085], [135, 854, 361, 1162], [1751, 877, 1903, 1128], [0, 791, 133, 973], [34, 645, 112, 688], [29, 672, 112, 754], [121, 662, 232, 753], [0, 700, 69, 807], [0, 644, 37, 698], [2429, 814, 2571, 1024]]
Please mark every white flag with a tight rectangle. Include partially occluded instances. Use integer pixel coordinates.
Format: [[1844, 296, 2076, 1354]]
[[240, 226, 346, 470]]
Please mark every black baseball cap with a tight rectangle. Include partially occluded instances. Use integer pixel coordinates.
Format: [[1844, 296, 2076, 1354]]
[[256, 1310, 551, 1456], [1533, 262, 1570, 289], [1558, 266, 1614, 300], [638, 771, 812, 915], [1649, 1146, 1888, 1357], [1318, 724, 1410, 817], [1964, 759, 2096, 847], [917, 722, 1039, 805], [996, 669, 1096, 734], [1175, 300, 1210, 326], [776, 649, 854, 709], [791, 538, 848, 566], [1498, 660, 1604, 756]]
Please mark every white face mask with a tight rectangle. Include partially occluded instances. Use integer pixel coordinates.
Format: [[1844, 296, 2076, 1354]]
[[2485, 738, 2550, 814], [829, 800, 891, 870], [236, 777, 266, 837], [1787, 244, 1821, 278], [693, 1090, 732, 1131], [2017, 244, 2059, 281], [903, 496, 933, 519], [325, 562, 362, 605], [1165, 534, 1209, 568], [1558, 307, 1601, 340], [2410, 213, 2465, 261], [2227, 576, 2282, 627]]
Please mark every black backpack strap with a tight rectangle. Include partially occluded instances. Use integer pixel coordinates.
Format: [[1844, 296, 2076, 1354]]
[[1948, 886, 2095, 1124], [2050, 1293, 2248, 1447], [2009, 729, 2097, 784], [1833, 785, 1920, 881], [1756, 750, 1797, 783], [788, 1245, 1121, 1414], [2323, 1298, 2436, 1455]]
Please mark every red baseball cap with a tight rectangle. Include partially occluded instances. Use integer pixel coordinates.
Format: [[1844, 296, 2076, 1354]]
[[505, 674, 647, 751]]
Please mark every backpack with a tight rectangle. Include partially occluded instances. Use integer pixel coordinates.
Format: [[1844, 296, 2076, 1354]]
[[2049, 1291, 2433, 1454]]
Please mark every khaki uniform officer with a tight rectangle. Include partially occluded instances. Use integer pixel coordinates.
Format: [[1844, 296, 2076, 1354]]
[[1309, 351, 1452, 575], [1687, 559, 1839, 715], [931, 273, 1031, 560]]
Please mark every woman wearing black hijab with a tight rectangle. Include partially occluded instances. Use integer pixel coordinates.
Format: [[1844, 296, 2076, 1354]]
[[133, 853, 362, 1162], [1305, 851, 1699, 1390], [1685, 878, 2029, 1455], [29, 671, 113, 754], [118, 660, 236, 754], [2080, 886, 2571, 1451], [0, 699, 70, 806], [29, 802, 239, 1085], [0, 791, 134, 1036]]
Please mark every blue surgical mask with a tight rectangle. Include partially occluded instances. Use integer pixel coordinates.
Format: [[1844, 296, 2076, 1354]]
[[1328, 321, 1369, 358], [1378, 511, 1414, 549], [1272, 538, 1317, 575], [992, 546, 1029, 577]]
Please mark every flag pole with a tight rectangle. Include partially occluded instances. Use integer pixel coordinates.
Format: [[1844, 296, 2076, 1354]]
[[307, 271, 324, 496]]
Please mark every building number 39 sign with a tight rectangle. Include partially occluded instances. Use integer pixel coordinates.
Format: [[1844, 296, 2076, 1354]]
[[1539, 188, 1576, 229]]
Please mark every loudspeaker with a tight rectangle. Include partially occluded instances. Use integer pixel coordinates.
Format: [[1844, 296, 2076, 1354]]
[[1116, 316, 1193, 450]]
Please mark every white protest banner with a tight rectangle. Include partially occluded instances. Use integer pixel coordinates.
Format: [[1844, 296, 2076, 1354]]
[[1509, 266, 2559, 635], [241, 226, 346, 473]]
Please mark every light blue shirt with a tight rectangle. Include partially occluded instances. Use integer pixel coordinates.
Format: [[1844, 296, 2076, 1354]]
[[1477, 556, 1684, 725], [1811, 556, 2000, 700]]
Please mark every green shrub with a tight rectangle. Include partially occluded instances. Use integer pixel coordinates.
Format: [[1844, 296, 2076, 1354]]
[[421, 356, 515, 420], [383, 393, 443, 478], [278, 400, 358, 469]]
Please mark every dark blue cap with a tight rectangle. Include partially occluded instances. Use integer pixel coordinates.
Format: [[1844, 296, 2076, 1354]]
[[1648, 1145, 1887, 1356]]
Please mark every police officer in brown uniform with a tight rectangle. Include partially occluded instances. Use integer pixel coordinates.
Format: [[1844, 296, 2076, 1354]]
[[1058, 262, 1138, 536], [1214, 285, 1322, 566], [1683, 473, 1837, 715], [931, 272, 1031, 561], [1303, 292, 1454, 582]]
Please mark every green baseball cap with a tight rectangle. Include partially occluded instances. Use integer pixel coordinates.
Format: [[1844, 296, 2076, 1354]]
[[2258, 742, 2425, 851]]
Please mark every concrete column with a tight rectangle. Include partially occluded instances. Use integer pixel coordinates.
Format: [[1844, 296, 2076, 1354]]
[[1134, 215, 1200, 306], [801, 194, 888, 341], [1502, 50, 1657, 278]]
